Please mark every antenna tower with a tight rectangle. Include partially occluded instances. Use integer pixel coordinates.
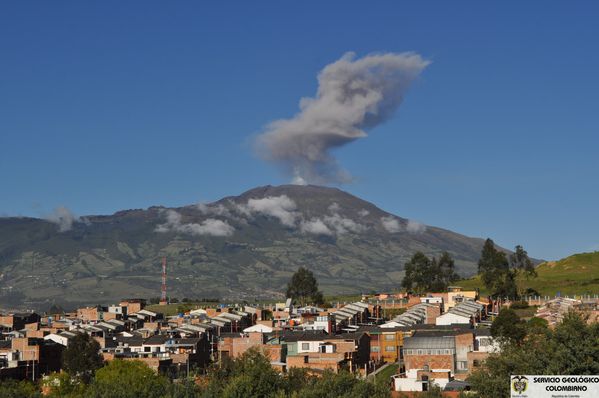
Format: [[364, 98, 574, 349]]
[[160, 257, 167, 305]]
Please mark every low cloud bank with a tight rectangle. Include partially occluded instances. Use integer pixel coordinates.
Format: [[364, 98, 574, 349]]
[[155, 209, 234, 237]]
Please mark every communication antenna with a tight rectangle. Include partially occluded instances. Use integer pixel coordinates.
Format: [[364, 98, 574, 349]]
[[160, 257, 167, 305]]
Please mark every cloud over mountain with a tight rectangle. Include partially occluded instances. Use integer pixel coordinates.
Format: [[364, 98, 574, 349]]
[[156, 209, 234, 237]]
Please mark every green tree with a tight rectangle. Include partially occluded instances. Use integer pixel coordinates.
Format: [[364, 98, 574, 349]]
[[201, 348, 283, 397], [43, 372, 88, 398], [437, 251, 460, 285], [490, 308, 526, 344], [0, 379, 40, 398], [509, 245, 535, 277], [169, 377, 202, 398], [468, 311, 599, 398], [296, 370, 390, 398], [402, 252, 458, 293], [286, 267, 324, 305], [526, 317, 549, 336], [88, 360, 170, 398], [402, 252, 433, 294], [478, 240, 538, 298], [62, 333, 103, 383], [509, 245, 537, 297], [478, 239, 513, 298]]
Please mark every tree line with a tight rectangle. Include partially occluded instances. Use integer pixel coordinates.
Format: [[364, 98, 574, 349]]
[[469, 310, 599, 398], [401, 239, 538, 299]]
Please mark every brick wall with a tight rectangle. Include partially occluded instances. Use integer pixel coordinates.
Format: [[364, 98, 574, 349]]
[[404, 353, 454, 372]]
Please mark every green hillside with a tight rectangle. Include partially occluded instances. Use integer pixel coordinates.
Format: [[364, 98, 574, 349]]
[[459, 251, 599, 296]]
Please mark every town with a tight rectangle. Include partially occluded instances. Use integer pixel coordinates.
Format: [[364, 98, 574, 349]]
[[1, 281, 598, 396]]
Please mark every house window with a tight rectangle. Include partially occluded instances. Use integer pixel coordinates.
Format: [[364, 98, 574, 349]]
[[372, 346, 380, 352], [301, 343, 310, 351], [385, 346, 395, 352], [479, 338, 490, 346], [385, 334, 395, 341], [473, 359, 481, 367], [457, 361, 468, 370]]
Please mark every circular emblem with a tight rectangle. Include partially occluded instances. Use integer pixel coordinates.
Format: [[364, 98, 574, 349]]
[[511, 375, 528, 394]]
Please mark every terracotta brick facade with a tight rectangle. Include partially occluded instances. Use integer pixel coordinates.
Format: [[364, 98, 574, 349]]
[[404, 353, 454, 373]]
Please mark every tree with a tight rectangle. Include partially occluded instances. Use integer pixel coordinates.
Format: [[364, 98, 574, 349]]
[[88, 360, 170, 398], [509, 245, 536, 297], [402, 252, 431, 294], [62, 332, 103, 383], [490, 308, 526, 344], [509, 245, 535, 277], [402, 252, 459, 293], [478, 238, 509, 293], [0, 379, 40, 398], [296, 370, 390, 398], [468, 311, 599, 398], [526, 317, 549, 336], [286, 267, 324, 305], [478, 240, 537, 299], [437, 252, 460, 285], [200, 347, 389, 398], [43, 372, 88, 398]]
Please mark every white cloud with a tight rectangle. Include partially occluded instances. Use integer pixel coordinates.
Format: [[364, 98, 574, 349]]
[[406, 219, 426, 234], [300, 218, 333, 236], [328, 202, 341, 213], [155, 209, 234, 237], [311, 201, 367, 234], [358, 209, 370, 217], [381, 216, 401, 233], [45, 206, 80, 232], [241, 195, 299, 227], [196, 202, 232, 217]]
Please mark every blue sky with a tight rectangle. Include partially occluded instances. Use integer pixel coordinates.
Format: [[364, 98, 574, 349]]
[[1, 1, 598, 260]]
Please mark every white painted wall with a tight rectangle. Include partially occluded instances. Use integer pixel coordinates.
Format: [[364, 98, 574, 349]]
[[297, 340, 323, 353]]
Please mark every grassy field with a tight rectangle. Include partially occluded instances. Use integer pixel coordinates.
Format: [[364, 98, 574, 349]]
[[375, 363, 399, 381], [459, 251, 599, 296]]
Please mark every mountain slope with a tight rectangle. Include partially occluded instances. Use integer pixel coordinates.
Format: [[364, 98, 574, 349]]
[[1, 185, 493, 309], [459, 251, 599, 296]]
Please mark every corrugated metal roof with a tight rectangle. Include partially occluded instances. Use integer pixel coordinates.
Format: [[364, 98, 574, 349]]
[[403, 335, 455, 350]]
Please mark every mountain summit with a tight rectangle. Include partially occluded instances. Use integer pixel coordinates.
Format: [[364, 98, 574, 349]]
[[1, 185, 489, 309]]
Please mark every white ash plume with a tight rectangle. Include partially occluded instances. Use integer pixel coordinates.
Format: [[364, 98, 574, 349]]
[[44, 206, 80, 232], [256, 51, 430, 184]]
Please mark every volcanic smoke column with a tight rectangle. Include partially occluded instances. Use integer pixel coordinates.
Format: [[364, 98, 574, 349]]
[[255, 52, 430, 185]]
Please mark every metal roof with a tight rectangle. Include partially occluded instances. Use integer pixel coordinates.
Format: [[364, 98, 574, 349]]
[[403, 335, 455, 350]]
